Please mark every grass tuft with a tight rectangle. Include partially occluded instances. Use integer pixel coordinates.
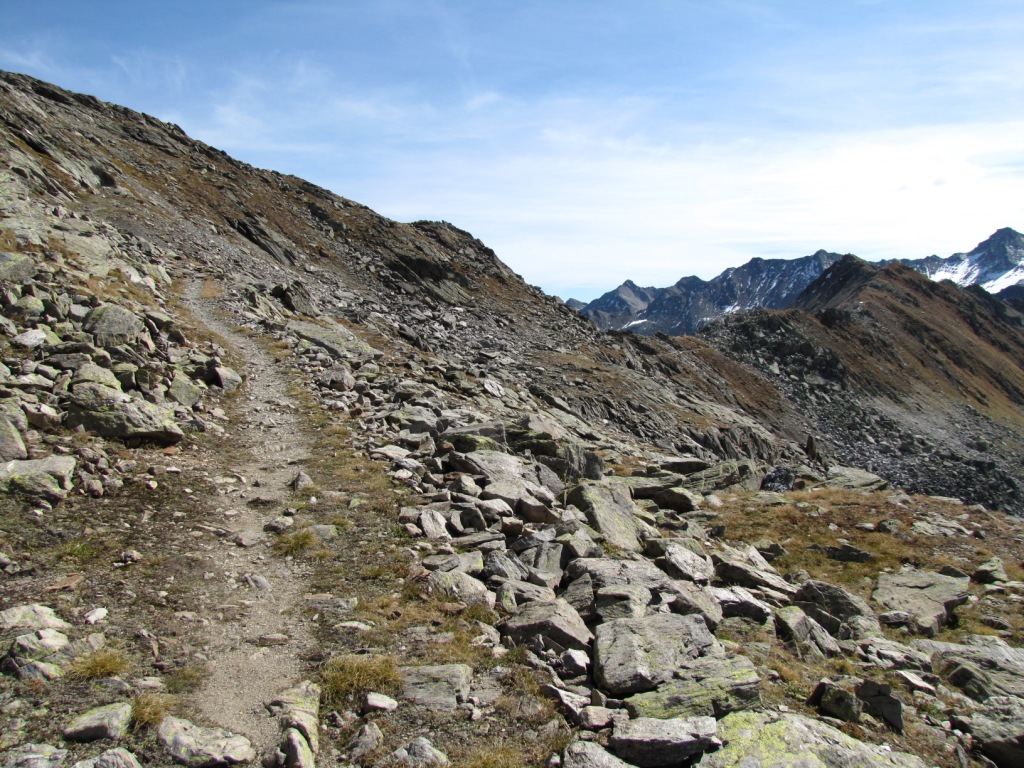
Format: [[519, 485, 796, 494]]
[[130, 693, 176, 730], [68, 648, 131, 679], [320, 654, 401, 708]]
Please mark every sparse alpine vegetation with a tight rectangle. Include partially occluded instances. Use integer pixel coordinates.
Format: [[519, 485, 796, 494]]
[[0, 70, 1022, 768]]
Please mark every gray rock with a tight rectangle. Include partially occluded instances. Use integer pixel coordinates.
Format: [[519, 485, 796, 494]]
[[595, 585, 651, 621], [0, 414, 27, 461], [0, 604, 70, 631], [71, 748, 143, 768], [566, 483, 654, 553], [391, 737, 448, 768], [970, 695, 1024, 768], [712, 586, 773, 622], [974, 556, 1008, 585], [0, 252, 38, 282], [399, 664, 473, 710], [623, 654, 761, 719], [712, 544, 796, 602], [808, 678, 862, 722], [775, 605, 841, 658], [499, 599, 593, 652], [426, 570, 494, 608], [794, 579, 881, 640], [914, 638, 1024, 701], [855, 679, 903, 732], [1, 743, 68, 768], [650, 539, 714, 583], [82, 304, 145, 348], [698, 711, 927, 767], [872, 567, 970, 636], [608, 716, 720, 767], [667, 581, 724, 631], [212, 366, 242, 392], [0, 456, 77, 501], [67, 383, 183, 444], [595, 613, 716, 695], [347, 722, 383, 760], [562, 742, 633, 768], [63, 702, 132, 742], [156, 716, 255, 766]]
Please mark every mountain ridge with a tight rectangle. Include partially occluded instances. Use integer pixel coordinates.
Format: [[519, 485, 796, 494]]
[[578, 228, 1024, 334]]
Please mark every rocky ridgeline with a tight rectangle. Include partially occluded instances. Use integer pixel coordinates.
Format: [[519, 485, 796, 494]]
[[0, 71, 1023, 768]]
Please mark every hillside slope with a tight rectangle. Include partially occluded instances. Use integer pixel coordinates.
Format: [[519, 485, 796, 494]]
[[700, 256, 1024, 513], [2, 72, 1024, 768]]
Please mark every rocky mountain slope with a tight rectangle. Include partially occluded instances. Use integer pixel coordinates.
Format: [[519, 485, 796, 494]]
[[1, 71, 1023, 768], [579, 229, 1024, 334]]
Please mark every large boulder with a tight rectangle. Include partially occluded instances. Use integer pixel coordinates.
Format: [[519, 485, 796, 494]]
[[156, 716, 255, 766], [775, 605, 841, 658], [67, 382, 183, 444], [82, 304, 146, 348], [566, 483, 655, 553], [623, 654, 761, 719], [872, 567, 970, 636], [0, 456, 77, 501], [969, 695, 1024, 768], [594, 613, 716, 695], [698, 711, 927, 767], [914, 638, 1024, 701], [499, 599, 593, 652], [794, 580, 881, 640], [562, 742, 633, 768]]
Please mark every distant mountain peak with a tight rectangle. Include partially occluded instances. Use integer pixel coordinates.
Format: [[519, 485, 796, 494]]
[[578, 231, 1023, 336]]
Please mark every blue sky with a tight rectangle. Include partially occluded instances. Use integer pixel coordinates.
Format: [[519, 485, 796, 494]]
[[2, 1, 1023, 301]]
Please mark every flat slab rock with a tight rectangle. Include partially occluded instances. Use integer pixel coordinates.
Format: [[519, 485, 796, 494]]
[[562, 741, 633, 768], [608, 715, 720, 767], [873, 568, 970, 636], [157, 716, 255, 767], [623, 654, 761, 719], [594, 613, 716, 696], [72, 748, 144, 768], [698, 710, 928, 768], [399, 664, 472, 710]]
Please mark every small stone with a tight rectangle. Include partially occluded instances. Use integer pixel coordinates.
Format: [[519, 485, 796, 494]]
[[364, 692, 398, 713]]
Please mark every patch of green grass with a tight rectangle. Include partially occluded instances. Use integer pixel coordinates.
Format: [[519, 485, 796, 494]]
[[320, 654, 401, 708]]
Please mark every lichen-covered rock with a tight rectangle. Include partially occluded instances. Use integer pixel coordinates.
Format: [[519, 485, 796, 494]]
[[595, 613, 716, 695], [872, 567, 970, 636], [399, 664, 473, 711], [82, 304, 145, 348], [566, 482, 653, 553], [63, 702, 132, 742], [0, 456, 77, 501], [0, 604, 71, 631], [608, 716, 720, 767], [698, 710, 928, 767], [623, 654, 761, 719], [156, 716, 255, 767], [67, 383, 183, 444], [1, 743, 68, 767]]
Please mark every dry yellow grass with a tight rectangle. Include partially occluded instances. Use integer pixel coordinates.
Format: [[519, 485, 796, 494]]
[[320, 654, 401, 708]]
